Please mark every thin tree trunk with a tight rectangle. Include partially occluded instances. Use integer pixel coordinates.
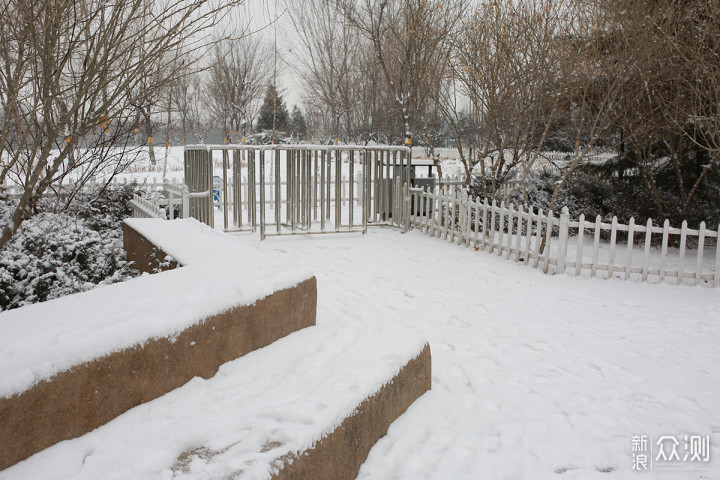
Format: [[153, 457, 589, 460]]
[[682, 154, 718, 214]]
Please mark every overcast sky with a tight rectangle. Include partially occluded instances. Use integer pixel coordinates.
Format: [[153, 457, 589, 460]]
[[236, 0, 302, 108]]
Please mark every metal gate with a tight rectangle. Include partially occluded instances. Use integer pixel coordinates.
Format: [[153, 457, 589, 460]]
[[183, 145, 412, 239], [183, 147, 214, 227]]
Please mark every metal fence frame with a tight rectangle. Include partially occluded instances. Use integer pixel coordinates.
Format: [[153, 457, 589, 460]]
[[183, 144, 412, 239]]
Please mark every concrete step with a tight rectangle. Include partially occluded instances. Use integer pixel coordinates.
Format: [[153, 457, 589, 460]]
[[1, 320, 430, 480], [1, 219, 316, 469], [1, 219, 431, 479]]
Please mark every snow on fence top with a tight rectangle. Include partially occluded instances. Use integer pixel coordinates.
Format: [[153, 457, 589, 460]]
[[0, 218, 313, 399]]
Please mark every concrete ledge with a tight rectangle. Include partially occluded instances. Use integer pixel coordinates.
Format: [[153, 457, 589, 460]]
[[271, 343, 431, 480], [0, 225, 317, 471], [123, 221, 180, 273]]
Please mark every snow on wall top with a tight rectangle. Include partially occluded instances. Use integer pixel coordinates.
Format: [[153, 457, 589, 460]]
[[0, 218, 313, 399]]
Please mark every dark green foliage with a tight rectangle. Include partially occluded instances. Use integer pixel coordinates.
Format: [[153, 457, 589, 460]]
[[473, 151, 720, 231], [256, 85, 289, 133], [0, 183, 139, 311], [290, 105, 307, 139]]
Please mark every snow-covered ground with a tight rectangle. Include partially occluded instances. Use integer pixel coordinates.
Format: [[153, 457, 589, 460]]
[[4, 147, 719, 479], [246, 228, 719, 480], [2, 219, 718, 479]]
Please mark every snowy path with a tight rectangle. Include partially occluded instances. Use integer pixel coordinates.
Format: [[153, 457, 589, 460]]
[[247, 229, 720, 480]]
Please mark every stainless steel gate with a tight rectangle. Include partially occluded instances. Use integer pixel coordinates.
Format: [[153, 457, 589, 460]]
[[183, 145, 412, 239]]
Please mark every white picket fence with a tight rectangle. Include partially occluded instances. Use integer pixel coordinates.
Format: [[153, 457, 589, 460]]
[[0, 176, 182, 197], [409, 187, 720, 287], [437, 174, 524, 198], [1, 176, 187, 221], [129, 182, 190, 220], [129, 194, 167, 219]]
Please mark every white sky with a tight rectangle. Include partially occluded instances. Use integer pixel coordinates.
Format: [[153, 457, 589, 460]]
[[235, 0, 302, 109]]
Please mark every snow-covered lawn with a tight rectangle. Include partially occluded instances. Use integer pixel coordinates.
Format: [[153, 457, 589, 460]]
[[2, 219, 718, 479], [249, 228, 720, 480]]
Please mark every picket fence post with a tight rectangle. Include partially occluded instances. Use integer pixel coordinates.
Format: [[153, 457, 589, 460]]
[[542, 210, 553, 273], [182, 185, 190, 219], [695, 222, 706, 286], [168, 187, 175, 220], [557, 206, 570, 274], [678, 220, 688, 285], [575, 213, 585, 276], [625, 217, 635, 280]]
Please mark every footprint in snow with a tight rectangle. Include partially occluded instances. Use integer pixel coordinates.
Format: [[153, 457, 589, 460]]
[[596, 465, 616, 473]]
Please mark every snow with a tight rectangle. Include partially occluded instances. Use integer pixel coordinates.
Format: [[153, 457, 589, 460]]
[[0, 218, 312, 399], [1, 315, 427, 480], [4, 144, 720, 478], [5, 226, 719, 479]]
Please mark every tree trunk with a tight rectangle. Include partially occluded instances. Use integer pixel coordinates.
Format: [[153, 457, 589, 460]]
[[143, 109, 156, 166]]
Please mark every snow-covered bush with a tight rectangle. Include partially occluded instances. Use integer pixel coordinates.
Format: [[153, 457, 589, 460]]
[[0, 184, 139, 311]]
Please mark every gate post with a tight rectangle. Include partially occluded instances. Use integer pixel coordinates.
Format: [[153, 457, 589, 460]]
[[183, 146, 213, 228]]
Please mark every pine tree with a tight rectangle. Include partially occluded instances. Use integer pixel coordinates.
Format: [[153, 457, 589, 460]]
[[256, 85, 289, 134], [290, 105, 307, 139]]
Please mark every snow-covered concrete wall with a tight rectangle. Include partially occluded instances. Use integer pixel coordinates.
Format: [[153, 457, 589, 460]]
[[0, 219, 317, 469]]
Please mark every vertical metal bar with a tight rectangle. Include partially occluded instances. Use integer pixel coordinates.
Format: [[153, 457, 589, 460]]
[[185, 150, 191, 218], [241, 150, 246, 227], [200, 150, 205, 225], [239, 150, 245, 226], [291, 150, 296, 232], [372, 151, 378, 223], [208, 149, 214, 228], [326, 150, 331, 220], [259, 149, 266, 240], [275, 149, 281, 233], [384, 150, 390, 223], [305, 150, 311, 229], [196, 151, 201, 224], [320, 150, 326, 231], [313, 150, 318, 221], [199, 150, 204, 225], [300, 150, 305, 227], [246, 150, 251, 226], [235, 150, 242, 227], [196, 151, 201, 223], [394, 149, 399, 227], [285, 149, 290, 225], [232, 150, 238, 227], [193, 151, 198, 222], [362, 149, 368, 233], [349, 150, 354, 229], [296, 149, 301, 228], [251, 150, 257, 229], [379, 150, 385, 223], [189, 151, 195, 220], [404, 149, 410, 229], [296, 149, 300, 228], [335, 149, 341, 230], [298, 149, 303, 228]]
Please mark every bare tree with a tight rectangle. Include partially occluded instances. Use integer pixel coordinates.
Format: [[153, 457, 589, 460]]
[[451, 0, 567, 198], [643, 0, 720, 216], [340, 0, 466, 148], [0, 0, 244, 250], [286, 0, 360, 139], [205, 36, 271, 141]]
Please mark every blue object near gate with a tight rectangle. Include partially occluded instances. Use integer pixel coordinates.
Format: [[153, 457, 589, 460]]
[[213, 176, 223, 209]]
